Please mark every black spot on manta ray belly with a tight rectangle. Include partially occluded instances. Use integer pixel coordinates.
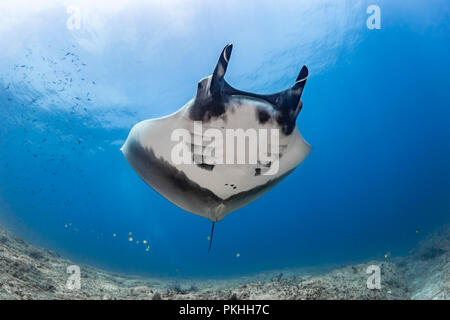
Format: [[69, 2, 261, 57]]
[[196, 163, 215, 171], [256, 108, 271, 124], [124, 138, 294, 219]]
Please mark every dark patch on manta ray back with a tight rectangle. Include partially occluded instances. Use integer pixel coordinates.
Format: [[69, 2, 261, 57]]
[[276, 111, 296, 136], [189, 91, 300, 136], [189, 94, 228, 122]]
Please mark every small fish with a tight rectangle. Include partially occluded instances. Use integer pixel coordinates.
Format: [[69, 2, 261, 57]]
[[128, 237, 133, 242], [236, 253, 240, 258]]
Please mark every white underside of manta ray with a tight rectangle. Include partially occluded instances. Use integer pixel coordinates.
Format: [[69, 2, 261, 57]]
[[121, 44, 311, 251]]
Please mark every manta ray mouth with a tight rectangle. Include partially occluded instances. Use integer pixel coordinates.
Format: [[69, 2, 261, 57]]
[[122, 138, 293, 221]]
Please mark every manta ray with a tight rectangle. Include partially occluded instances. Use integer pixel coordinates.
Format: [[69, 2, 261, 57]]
[[121, 44, 311, 251]]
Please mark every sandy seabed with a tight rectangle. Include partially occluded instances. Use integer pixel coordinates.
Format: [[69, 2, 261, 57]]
[[0, 226, 449, 300]]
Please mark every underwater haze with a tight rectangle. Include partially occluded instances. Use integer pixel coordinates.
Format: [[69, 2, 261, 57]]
[[0, 0, 449, 278]]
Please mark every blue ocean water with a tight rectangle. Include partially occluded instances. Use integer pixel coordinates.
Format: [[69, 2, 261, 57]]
[[0, 0, 449, 278]]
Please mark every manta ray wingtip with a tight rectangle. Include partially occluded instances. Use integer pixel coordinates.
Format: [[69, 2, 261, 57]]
[[212, 44, 234, 84], [296, 65, 309, 82], [222, 43, 233, 63], [224, 43, 232, 55]]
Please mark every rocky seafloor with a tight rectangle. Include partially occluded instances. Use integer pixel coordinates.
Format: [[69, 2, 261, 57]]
[[0, 226, 448, 300]]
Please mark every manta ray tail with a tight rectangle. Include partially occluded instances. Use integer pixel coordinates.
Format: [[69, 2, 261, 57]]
[[208, 222, 215, 253]]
